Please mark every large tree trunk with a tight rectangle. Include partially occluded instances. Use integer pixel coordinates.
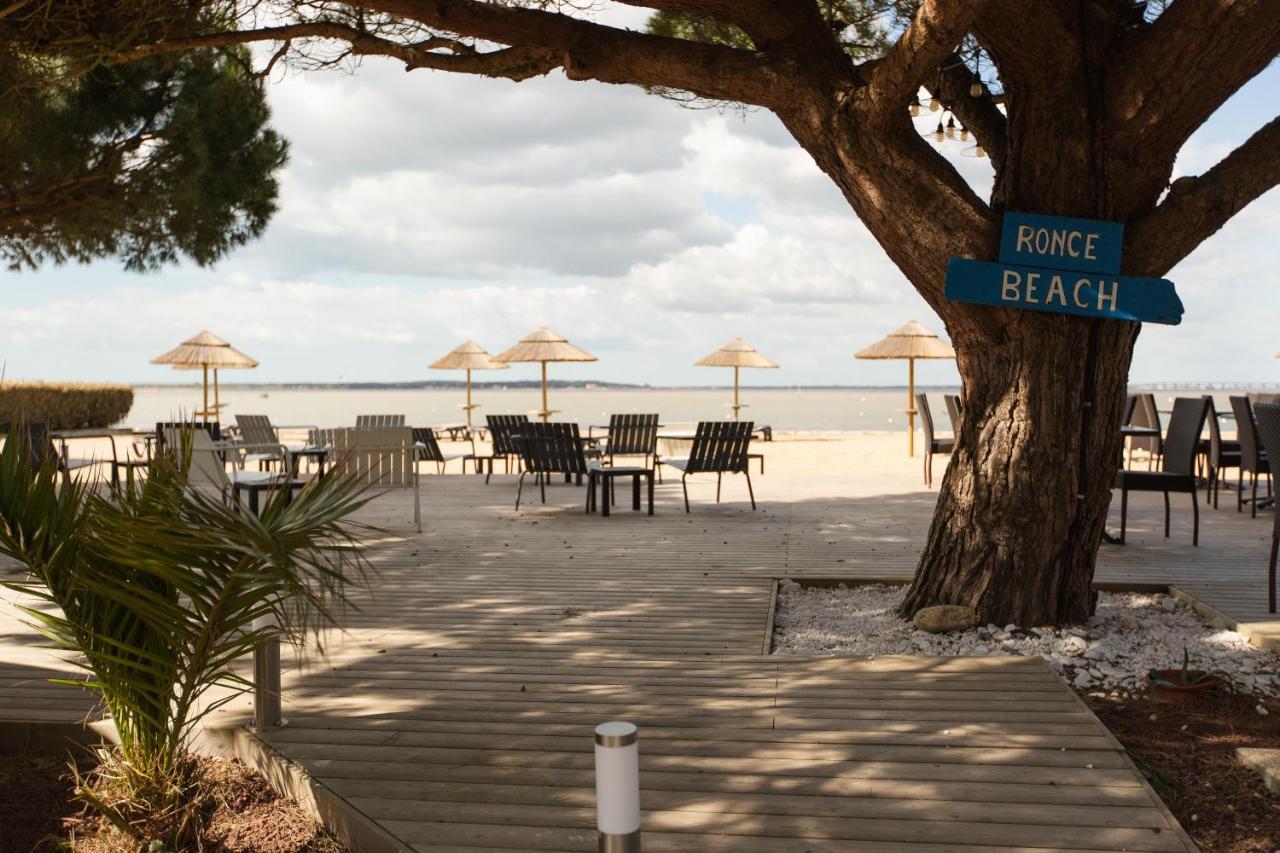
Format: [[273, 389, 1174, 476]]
[[900, 314, 1138, 625]]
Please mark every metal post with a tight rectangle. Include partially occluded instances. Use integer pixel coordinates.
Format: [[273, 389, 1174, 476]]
[[201, 364, 210, 425], [465, 368, 473, 430], [594, 722, 640, 852], [253, 616, 283, 729]]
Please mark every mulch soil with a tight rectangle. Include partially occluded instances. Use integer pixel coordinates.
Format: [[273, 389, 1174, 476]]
[[0, 752, 347, 853], [1090, 691, 1280, 853]]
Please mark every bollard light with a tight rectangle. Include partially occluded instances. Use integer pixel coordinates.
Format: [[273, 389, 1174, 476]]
[[594, 721, 640, 852], [252, 614, 283, 729]]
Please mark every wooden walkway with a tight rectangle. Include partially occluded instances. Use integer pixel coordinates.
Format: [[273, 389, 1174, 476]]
[[9, 435, 1276, 850]]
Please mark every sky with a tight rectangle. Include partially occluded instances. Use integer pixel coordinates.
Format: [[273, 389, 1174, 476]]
[[2, 6, 1278, 388]]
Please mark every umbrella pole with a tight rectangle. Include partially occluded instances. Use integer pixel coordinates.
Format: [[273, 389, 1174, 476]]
[[465, 368, 473, 430], [541, 361, 549, 423], [213, 368, 221, 424], [733, 366, 740, 421], [202, 364, 209, 425], [907, 357, 916, 457]]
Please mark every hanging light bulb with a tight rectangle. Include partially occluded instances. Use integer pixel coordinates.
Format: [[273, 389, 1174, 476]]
[[969, 78, 984, 98], [929, 94, 940, 112], [945, 116, 956, 139], [909, 100, 920, 117], [933, 121, 945, 143], [976, 144, 986, 158], [960, 125, 969, 142]]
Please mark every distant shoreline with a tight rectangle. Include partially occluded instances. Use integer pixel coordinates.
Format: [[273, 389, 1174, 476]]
[[128, 381, 1278, 391]]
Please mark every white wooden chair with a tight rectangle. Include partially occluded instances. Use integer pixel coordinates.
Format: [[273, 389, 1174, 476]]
[[328, 427, 420, 531], [355, 414, 406, 429], [234, 414, 288, 470], [163, 428, 303, 514]]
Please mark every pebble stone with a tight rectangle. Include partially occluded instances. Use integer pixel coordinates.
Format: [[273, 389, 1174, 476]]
[[771, 581, 1280, 699]]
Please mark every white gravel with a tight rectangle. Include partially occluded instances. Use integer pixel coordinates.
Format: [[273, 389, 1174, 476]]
[[771, 581, 1280, 699]]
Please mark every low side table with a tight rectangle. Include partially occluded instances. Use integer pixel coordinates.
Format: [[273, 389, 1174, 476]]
[[588, 467, 654, 517]]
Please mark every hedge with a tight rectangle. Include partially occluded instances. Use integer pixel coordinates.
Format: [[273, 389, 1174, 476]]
[[0, 381, 134, 430]]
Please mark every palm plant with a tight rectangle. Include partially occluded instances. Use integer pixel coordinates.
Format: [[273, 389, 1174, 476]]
[[0, 429, 370, 844]]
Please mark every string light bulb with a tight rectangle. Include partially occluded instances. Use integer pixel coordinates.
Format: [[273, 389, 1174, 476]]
[[960, 125, 969, 142], [969, 78, 984, 98], [933, 121, 945, 142], [945, 116, 956, 139], [976, 144, 986, 158], [929, 94, 940, 112], [909, 100, 920, 117]]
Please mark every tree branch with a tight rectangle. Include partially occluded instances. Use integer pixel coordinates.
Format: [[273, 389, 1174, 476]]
[[1127, 114, 1280, 276], [1112, 0, 1280, 159], [864, 0, 992, 112]]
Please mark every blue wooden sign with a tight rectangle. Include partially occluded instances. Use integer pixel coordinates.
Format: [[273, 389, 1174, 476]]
[[945, 258, 1184, 325], [999, 211, 1123, 275], [945, 211, 1183, 325]]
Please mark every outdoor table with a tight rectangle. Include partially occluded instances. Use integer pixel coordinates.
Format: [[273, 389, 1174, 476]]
[[290, 446, 329, 477], [51, 427, 144, 487], [588, 466, 654, 517]]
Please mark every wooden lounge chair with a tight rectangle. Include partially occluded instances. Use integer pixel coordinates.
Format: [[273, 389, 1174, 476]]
[[1230, 396, 1273, 517], [412, 427, 468, 473], [355, 414, 406, 429], [475, 414, 529, 483], [1114, 397, 1208, 545], [163, 427, 304, 515], [661, 421, 756, 513], [917, 393, 954, 488], [328, 427, 421, 532], [1253, 403, 1280, 613], [234, 414, 290, 470]]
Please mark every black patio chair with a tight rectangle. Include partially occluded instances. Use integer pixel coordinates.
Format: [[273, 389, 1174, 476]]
[[1, 423, 61, 474], [1253, 404, 1280, 613], [661, 420, 756, 513], [411, 427, 468, 474], [1229, 396, 1272, 517], [917, 394, 954, 488], [513, 422, 593, 510], [1114, 396, 1208, 545], [1128, 393, 1163, 469], [604, 414, 659, 471], [944, 394, 963, 435], [1201, 396, 1241, 508], [476, 414, 530, 483]]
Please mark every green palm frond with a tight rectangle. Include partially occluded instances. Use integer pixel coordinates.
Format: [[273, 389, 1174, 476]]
[[0, 428, 372, 791]]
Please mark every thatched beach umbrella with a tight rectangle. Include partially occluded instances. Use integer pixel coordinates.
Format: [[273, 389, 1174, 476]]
[[429, 340, 509, 429], [695, 338, 778, 421], [855, 320, 955, 457], [151, 331, 258, 423], [494, 327, 597, 422]]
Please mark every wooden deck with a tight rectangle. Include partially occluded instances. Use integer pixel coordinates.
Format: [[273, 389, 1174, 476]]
[[8, 437, 1277, 850]]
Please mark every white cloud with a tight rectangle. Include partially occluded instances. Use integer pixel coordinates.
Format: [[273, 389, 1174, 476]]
[[4, 48, 1278, 389]]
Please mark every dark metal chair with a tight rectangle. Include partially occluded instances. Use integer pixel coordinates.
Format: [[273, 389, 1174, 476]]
[[917, 394, 954, 488], [1114, 397, 1208, 545], [1129, 393, 1163, 469], [661, 421, 756, 513], [1201, 396, 1241, 508], [1229, 396, 1272, 517], [944, 394, 963, 435], [513, 422, 592, 510], [475, 414, 530, 483], [411, 427, 468, 474], [1253, 404, 1280, 613], [604, 414, 659, 471]]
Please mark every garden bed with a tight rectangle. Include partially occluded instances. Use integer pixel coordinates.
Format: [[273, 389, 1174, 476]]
[[1091, 692, 1280, 853], [770, 580, 1280, 699], [0, 750, 347, 852]]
